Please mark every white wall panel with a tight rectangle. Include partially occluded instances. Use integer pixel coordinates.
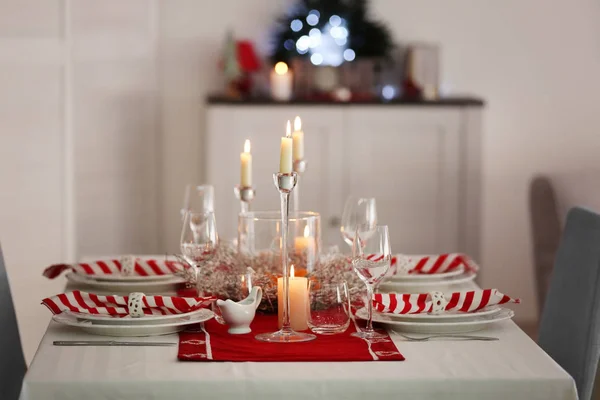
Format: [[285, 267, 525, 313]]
[[0, 54, 64, 364], [71, 0, 160, 257]]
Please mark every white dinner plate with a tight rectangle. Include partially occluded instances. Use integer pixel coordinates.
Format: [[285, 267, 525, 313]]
[[52, 308, 214, 337], [66, 308, 211, 325], [375, 306, 501, 322], [381, 272, 477, 292], [388, 266, 464, 281], [66, 272, 187, 294], [356, 307, 514, 334]]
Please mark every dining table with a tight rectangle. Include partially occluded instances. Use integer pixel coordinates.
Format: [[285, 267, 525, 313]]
[[20, 281, 577, 400]]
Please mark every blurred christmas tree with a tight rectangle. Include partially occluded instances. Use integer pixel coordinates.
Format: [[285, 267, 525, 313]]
[[271, 0, 393, 66]]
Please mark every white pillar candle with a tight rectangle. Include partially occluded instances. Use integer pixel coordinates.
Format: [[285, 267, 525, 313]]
[[240, 139, 252, 187], [279, 120, 293, 174], [292, 116, 304, 162], [270, 62, 293, 101], [294, 225, 315, 254], [295, 225, 316, 269], [278, 265, 309, 331]]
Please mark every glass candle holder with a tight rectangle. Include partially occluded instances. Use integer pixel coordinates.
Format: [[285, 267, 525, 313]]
[[238, 211, 321, 274]]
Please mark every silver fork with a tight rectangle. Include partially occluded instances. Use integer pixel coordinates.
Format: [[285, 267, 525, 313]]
[[397, 332, 499, 341]]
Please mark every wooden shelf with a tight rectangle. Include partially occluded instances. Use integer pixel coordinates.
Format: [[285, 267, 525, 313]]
[[206, 95, 485, 107]]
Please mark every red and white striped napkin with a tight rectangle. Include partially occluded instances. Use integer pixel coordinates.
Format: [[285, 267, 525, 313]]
[[373, 289, 519, 314], [390, 253, 479, 275], [42, 290, 216, 317], [43, 257, 186, 279]]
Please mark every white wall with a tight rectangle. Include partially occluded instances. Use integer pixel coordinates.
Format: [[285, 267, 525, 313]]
[[0, 0, 66, 364], [0, 0, 162, 363], [1, 0, 599, 363]]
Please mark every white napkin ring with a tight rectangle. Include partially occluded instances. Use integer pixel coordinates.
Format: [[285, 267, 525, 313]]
[[127, 292, 145, 318], [429, 291, 448, 314], [395, 255, 414, 274], [120, 256, 136, 276]]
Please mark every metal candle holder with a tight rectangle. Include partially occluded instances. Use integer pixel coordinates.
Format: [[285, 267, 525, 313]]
[[234, 185, 255, 214], [292, 159, 307, 212], [255, 172, 316, 343]]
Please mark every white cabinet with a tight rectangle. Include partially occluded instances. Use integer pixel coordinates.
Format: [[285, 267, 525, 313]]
[[206, 101, 483, 261], [345, 109, 461, 254]]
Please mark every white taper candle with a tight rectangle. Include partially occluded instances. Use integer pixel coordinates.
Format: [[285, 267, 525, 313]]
[[292, 116, 304, 161], [280, 121, 293, 173], [240, 139, 252, 187]]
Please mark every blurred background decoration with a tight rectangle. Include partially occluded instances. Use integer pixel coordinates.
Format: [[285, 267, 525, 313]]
[[270, 0, 395, 101], [270, 0, 393, 65], [216, 0, 443, 102], [220, 31, 261, 98]]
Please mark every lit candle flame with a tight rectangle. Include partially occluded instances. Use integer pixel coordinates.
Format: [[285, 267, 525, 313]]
[[304, 225, 309, 238], [290, 264, 295, 278], [294, 116, 302, 131], [244, 139, 251, 153], [274, 62, 288, 75], [286, 120, 291, 138]]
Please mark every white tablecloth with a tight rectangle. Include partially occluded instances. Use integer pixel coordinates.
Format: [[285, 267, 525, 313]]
[[21, 279, 578, 400]]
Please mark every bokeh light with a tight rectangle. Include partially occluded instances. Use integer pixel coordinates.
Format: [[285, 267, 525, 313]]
[[291, 19, 303, 32], [329, 15, 342, 27], [382, 85, 396, 100], [310, 53, 324, 66], [343, 48, 356, 61]]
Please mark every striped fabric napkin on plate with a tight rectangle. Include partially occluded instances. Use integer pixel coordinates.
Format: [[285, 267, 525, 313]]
[[43, 256, 186, 279], [373, 289, 520, 314], [42, 290, 216, 317], [391, 253, 479, 275]]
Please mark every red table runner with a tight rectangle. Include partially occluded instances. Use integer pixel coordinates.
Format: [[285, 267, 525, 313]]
[[178, 313, 404, 362]]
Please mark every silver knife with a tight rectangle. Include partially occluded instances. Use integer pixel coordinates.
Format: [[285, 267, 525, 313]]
[[53, 340, 177, 347]]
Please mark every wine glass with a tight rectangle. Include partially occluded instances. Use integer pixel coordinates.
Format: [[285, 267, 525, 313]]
[[340, 196, 377, 251], [180, 211, 219, 291], [351, 225, 391, 339], [181, 184, 215, 220]]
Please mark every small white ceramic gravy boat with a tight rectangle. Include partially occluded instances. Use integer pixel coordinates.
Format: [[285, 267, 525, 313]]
[[216, 286, 263, 334]]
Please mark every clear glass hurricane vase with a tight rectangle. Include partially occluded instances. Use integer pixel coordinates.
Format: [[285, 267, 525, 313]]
[[237, 211, 321, 274]]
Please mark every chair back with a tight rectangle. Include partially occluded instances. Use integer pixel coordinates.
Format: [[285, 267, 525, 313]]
[[538, 207, 600, 400], [529, 176, 561, 314], [0, 245, 26, 400]]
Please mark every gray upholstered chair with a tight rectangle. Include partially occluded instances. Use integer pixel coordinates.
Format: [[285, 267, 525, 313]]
[[0, 245, 26, 400], [529, 175, 561, 315], [538, 207, 600, 400]]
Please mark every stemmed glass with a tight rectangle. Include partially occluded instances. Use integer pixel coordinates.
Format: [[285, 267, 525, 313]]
[[180, 211, 219, 292], [181, 184, 215, 219], [340, 196, 377, 251], [351, 225, 391, 339]]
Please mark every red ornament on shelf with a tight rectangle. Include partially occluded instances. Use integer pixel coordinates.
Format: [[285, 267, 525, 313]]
[[235, 41, 261, 97], [236, 41, 261, 73]]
